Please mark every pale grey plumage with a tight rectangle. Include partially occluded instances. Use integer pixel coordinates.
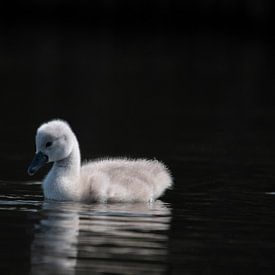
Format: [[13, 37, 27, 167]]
[[28, 119, 172, 202]]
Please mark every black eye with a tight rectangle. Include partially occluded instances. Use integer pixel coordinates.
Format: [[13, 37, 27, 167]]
[[45, 141, 52, 148]]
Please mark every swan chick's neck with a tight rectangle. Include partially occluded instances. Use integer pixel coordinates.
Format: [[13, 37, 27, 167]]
[[43, 137, 81, 200], [53, 142, 81, 176]]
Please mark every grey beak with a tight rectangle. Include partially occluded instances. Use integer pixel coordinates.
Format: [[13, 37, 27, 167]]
[[27, 151, 48, 176]]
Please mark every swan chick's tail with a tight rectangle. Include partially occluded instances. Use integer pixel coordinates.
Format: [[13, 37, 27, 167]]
[[152, 161, 173, 200]]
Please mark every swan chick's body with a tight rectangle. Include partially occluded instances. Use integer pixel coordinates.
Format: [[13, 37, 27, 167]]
[[28, 120, 172, 202]]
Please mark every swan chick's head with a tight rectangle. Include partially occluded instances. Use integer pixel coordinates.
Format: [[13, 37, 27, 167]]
[[28, 119, 75, 175]]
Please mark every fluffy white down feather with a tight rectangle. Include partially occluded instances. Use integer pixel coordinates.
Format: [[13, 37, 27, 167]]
[[29, 120, 172, 202]]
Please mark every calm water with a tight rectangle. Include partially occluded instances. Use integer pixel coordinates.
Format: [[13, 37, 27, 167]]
[[1, 149, 275, 275]]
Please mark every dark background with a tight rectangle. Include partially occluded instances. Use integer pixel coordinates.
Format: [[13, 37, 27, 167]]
[[0, 1, 275, 185], [1, 2, 275, 274]]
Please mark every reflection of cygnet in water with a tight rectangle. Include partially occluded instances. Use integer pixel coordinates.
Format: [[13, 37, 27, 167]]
[[31, 202, 79, 275], [31, 201, 171, 275], [82, 201, 172, 242], [28, 119, 172, 202]]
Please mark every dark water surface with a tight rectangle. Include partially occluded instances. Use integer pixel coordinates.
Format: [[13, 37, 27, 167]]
[[1, 20, 275, 274]]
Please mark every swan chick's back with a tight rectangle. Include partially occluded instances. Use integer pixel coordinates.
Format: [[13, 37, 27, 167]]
[[81, 158, 172, 202]]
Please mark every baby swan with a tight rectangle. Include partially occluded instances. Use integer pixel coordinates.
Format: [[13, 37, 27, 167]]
[[27, 120, 172, 202]]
